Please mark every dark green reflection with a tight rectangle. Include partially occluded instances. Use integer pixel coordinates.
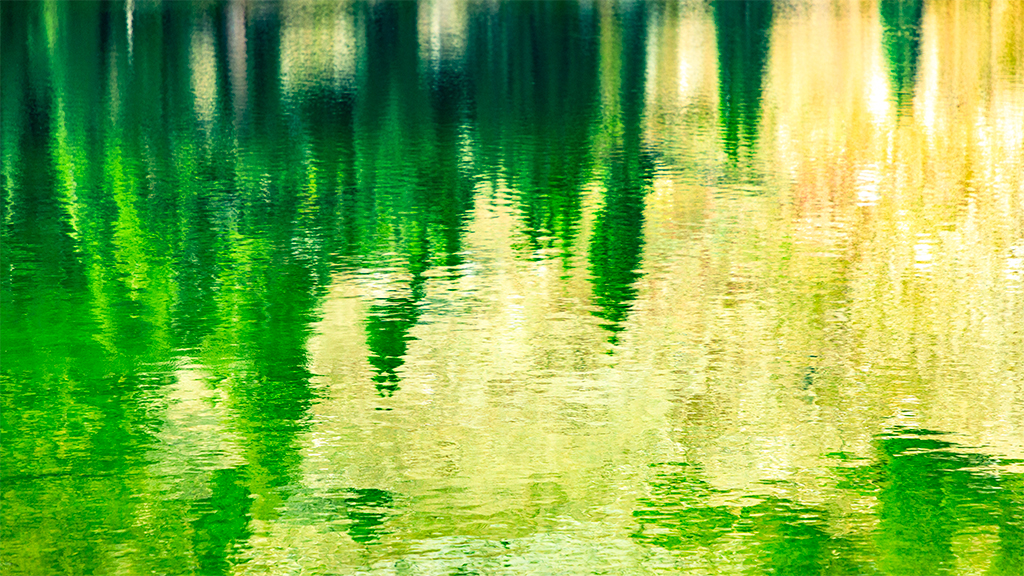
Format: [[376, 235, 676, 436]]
[[354, 0, 421, 396], [357, 1, 475, 396], [633, 429, 1024, 575], [366, 271, 427, 396], [590, 3, 652, 345], [4, 1, 1022, 574], [471, 2, 599, 266], [285, 487, 397, 545], [199, 3, 327, 514], [880, 0, 924, 115], [713, 0, 773, 162], [632, 462, 736, 550]]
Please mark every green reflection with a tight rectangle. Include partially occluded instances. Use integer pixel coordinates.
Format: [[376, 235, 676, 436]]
[[880, 0, 923, 115], [874, 429, 1024, 576], [633, 429, 1024, 575], [474, 2, 599, 266], [2, 8, 188, 572], [713, 0, 773, 163], [366, 271, 427, 396], [2, 0, 330, 567], [190, 468, 253, 576], [339, 488, 396, 545], [633, 464, 862, 575], [2, 1, 1022, 574], [590, 3, 652, 345], [197, 4, 326, 515], [284, 486, 397, 545], [357, 1, 475, 395]]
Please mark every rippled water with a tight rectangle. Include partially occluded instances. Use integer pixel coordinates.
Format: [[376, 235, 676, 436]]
[[3, 1, 1023, 574]]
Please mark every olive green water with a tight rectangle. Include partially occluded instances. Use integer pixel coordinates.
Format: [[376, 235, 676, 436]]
[[2, 1, 1023, 574]]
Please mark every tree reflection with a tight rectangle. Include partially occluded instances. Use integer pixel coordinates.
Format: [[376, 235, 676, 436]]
[[880, 0, 924, 115], [0, 12, 166, 572], [471, 2, 599, 266], [4, 1, 1023, 574], [2, 0, 330, 567], [358, 1, 475, 395], [590, 3, 652, 345], [632, 464, 859, 575], [339, 488, 396, 545], [713, 0, 772, 163], [874, 429, 1024, 576], [366, 271, 427, 396]]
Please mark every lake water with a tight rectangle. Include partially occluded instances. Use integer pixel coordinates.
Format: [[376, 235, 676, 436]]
[[2, 1, 1023, 574]]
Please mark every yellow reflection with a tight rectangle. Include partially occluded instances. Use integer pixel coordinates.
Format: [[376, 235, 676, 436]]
[[280, 0, 360, 95], [418, 0, 468, 69], [189, 17, 218, 129], [635, 0, 1024, 495]]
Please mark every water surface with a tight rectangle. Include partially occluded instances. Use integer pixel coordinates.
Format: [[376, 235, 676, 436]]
[[2, 1, 1023, 574]]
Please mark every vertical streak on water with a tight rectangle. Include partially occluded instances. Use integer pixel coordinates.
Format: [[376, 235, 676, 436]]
[[358, 1, 426, 396], [881, 0, 924, 117], [227, 0, 247, 128], [126, 0, 134, 63], [713, 0, 772, 169], [590, 2, 651, 346]]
